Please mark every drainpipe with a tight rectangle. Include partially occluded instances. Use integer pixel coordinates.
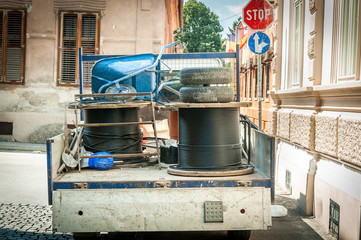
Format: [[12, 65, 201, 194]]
[[306, 153, 319, 216]]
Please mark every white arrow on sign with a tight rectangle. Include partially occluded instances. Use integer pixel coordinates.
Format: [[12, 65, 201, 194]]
[[254, 33, 269, 53]]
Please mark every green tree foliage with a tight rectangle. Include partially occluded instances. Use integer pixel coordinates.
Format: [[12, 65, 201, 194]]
[[228, 16, 242, 35], [177, 0, 223, 52]]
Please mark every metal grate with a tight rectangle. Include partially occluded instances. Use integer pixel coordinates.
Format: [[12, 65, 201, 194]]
[[329, 199, 340, 239], [204, 201, 223, 223], [285, 169, 292, 192], [62, 14, 77, 48], [81, 49, 95, 92], [81, 15, 96, 49], [61, 49, 76, 83]]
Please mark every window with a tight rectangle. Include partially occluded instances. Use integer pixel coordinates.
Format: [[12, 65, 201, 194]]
[[244, 71, 248, 99], [329, 199, 340, 238], [58, 12, 99, 85], [337, 0, 359, 80], [260, 64, 265, 100], [255, 67, 258, 99], [285, 169, 292, 192], [0, 9, 26, 84], [289, 0, 304, 88], [249, 69, 253, 100], [265, 62, 270, 99]]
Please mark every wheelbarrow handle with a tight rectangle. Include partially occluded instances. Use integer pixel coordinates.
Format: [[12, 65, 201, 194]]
[[156, 40, 181, 63], [98, 41, 181, 93]]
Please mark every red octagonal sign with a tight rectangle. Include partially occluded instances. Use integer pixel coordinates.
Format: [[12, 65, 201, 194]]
[[243, 0, 274, 31]]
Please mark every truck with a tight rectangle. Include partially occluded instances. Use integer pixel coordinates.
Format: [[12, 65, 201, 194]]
[[46, 44, 275, 240]]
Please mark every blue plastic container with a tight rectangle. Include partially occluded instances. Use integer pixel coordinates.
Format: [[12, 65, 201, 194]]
[[88, 152, 114, 171], [91, 54, 156, 94]]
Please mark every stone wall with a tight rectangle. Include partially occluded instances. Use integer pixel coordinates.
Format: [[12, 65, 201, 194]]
[[269, 109, 361, 168]]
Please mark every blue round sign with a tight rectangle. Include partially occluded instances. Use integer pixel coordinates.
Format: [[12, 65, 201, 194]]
[[248, 32, 270, 55]]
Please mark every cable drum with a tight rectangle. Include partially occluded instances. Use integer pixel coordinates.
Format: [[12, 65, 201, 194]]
[[175, 108, 243, 171], [83, 108, 143, 162]]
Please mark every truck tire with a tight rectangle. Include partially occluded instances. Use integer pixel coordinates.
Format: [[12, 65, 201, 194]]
[[180, 86, 234, 103], [227, 230, 251, 240], [73, 232, 98, 240], [180, 67, 233, 85]]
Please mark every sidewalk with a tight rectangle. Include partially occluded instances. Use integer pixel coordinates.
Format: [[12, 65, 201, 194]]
[[0, 142, 46, 152]]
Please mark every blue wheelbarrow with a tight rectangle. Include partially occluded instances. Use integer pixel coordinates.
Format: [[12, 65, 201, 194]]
[[91, 41, 180, 102]]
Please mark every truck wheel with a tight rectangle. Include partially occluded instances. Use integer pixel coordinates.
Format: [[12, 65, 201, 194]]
[[227, 230, 251, 240], [180, 67, 233, 85], [180, 86, 234, 103]]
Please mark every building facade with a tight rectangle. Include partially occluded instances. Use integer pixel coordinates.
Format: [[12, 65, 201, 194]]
[[239, 25, 274, 132], [270, 0, 361, 239], [0, 0, 182, 143]]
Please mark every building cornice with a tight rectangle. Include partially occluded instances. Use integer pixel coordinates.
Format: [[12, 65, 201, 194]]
[[270, 82, 361, 113]]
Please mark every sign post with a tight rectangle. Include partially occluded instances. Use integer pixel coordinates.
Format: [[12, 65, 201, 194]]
[[242, 0, 274, 131]]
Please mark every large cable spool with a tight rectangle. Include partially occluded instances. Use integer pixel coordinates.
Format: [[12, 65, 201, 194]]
[[176, 107, 242, 171], [83, 108, 143, 161]]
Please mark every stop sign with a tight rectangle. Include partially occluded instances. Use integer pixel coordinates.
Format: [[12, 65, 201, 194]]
[[243, 0, 274, 31]]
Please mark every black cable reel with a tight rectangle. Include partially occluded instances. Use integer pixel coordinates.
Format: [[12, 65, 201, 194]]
[[168, 67, 253, 176]]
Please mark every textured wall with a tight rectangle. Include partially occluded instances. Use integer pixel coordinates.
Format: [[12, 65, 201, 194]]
[[290, 111, 314, 149], [267, 108, 277, 136], [338, 116, 361, 167], [314, 113, 338, 157], [277, 109, 292, 140]]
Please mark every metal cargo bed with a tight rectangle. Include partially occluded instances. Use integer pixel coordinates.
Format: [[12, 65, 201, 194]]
[[53, 166, 270, 189], [47, 129, 274, 233]]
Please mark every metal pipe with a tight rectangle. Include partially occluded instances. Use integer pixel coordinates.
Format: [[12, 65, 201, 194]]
[[258, 57, 262, 131]]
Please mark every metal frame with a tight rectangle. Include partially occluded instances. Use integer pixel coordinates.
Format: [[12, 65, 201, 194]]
[[78, 50, 241, 102], [72, 92, 161, 171], [329, 199, 340, 239], [52, 178, 272, 191]]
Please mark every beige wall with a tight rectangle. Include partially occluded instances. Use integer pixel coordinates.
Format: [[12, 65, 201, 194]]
[[0, 0, 174, 143], [271, 0, 361, 239]]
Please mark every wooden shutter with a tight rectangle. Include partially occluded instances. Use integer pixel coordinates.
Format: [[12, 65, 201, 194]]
[[58, 12, 99, 85], [0, 9, 25, 84], [6, 11, 23, 82], [59, 13, 77, 84]]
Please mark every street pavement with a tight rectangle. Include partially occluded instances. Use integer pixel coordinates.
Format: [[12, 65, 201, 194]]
[[0, 143, 335, 239]]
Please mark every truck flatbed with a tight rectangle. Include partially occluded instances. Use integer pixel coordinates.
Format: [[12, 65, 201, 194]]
[[47, 126, 274, 234], [53, 165, 270, 189]]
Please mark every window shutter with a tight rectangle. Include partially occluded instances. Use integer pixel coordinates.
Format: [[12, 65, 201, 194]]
[[58, 12, 99, 85], [81, 14, 96, 88], [60, 14, 77, 83], [6, 11, 23, 82], [81, 14, 96, 49]]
